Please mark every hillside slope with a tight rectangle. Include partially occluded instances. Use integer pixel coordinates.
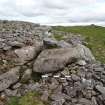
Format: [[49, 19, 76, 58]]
[[53, 25, 105, 63]]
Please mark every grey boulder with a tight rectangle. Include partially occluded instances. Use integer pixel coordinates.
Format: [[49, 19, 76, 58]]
[[33, 48, 78, 73], [33, 44, 95, 73], [14, 41, 43, 65], [43, 38, 72, 48], [0, 67, 20, 92], [75, 44, 95, 62], [43, 38, 58, 48]]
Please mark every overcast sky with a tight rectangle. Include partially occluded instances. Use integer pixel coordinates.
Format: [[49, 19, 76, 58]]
[[0, 0, 105, 26]]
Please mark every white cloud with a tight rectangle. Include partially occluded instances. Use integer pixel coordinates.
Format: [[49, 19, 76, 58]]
[[0, 0, 105, 26]]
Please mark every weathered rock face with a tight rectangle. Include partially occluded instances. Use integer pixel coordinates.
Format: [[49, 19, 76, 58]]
[[33, 48, 78, 73], [33, 44, 95, 73], [14, 41, 43, 65], [0, 20, 104, 105], [75, 44, 95, 62], [0, 67, 20, 92]]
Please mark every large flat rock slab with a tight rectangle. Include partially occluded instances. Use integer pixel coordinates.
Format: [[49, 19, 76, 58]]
[[33, 44, 95, 73]]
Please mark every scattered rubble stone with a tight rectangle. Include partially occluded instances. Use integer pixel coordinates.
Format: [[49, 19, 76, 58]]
[[0, 20, 105, 105]]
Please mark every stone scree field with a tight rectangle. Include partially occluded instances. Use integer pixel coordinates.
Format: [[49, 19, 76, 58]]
[[0, 20, 105, 105]]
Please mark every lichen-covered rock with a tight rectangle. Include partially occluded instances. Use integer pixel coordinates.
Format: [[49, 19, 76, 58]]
[[15, 41, 43, 65], [75, 44, 95, 62], [0, 66, 20, 92], [33, 48, 78, 73], [33, 44, 95, 73]]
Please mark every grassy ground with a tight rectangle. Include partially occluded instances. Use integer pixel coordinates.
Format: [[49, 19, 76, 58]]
[[53, 25, 105, 63], [7, 91, 48, 105]]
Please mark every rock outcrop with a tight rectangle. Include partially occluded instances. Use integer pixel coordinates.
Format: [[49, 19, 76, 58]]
[[33, 48, 78, 73], [33, 43, 95, 73], [0, 20, 105, 105]]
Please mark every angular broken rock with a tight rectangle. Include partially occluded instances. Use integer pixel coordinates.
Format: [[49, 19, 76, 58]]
[[43, 38, 58, 48], [15, 42, 43, 65], [43, 38, 72, 48], [0, 67, 20, 92], [95, 85, 105, 96], [33, 44, 95, 73]]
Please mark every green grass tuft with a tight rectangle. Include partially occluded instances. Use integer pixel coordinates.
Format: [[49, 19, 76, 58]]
[[7, 91, 46, 105], [7, 97, 20, 105], [19, 92, 44, 105], [53, 34, 64, 41]]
